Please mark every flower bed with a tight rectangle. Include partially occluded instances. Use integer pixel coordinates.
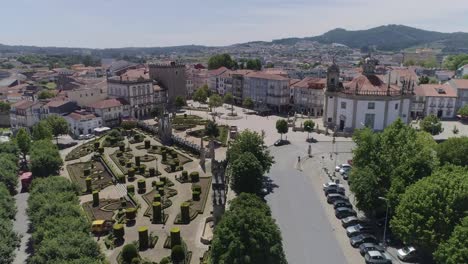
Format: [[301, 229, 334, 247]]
[[66, 160, 114, 194]]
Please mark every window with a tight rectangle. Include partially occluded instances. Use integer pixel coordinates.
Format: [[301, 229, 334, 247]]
[[395, 103, 399, 110], [341, 102, 347, 109], [365, 113, 375, 128], [368, 102, 375, 109]]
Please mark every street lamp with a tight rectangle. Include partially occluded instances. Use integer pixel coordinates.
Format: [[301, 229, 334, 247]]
[[378, 196, 389, 248]]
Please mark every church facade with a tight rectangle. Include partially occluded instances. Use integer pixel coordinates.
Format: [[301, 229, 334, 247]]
[[323, 58, 414, 132]]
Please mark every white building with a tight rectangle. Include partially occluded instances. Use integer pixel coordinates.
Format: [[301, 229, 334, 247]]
[[414, 84, 457, 119], [208, 67, 229, 94], [9, 100, 47, 130], [65, 111, 103, 136], [86, 98, 130, 127], [291, 77, 325, 117], [323, 58, 413, 132], [243, 72, 290, 112], [448, 79, 468, 111], [66, 85, 107, 107]]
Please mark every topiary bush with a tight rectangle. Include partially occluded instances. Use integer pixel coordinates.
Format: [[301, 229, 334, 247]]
[[119, 145, 125, 152], [125, 208, 137, 221], [171, 245, 185, 263], [113, 224, 125, 239], [127, 185, 135, 195], [85, 177, 92, 192], [137, 179, 146, 193], [170, 227, 181, 246], [152, 202, 162, 224], [192, 184, 201, 193], [149, 167, 155, 177], [181, 171, 188, 181], [128, 168, 135, 180], [190, 171, 199, 183], [153, 194, 161, 202], [192, 191, 200, 201], [135, 156, 140, 167], [122, 244, 138, 263], [92, 190, 99, 206], [180, 202, 190, 224], [138, 226, 149, 250], [138, 166, 145, 175], [144, 140, 150, 149]]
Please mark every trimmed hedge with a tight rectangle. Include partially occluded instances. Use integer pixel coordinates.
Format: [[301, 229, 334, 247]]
[[190, 171, 199, 183]]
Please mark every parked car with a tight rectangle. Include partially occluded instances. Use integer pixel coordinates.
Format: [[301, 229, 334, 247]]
[[333, 200, 353, 209], [397, 246, 417, 261], [78, 134, 86, 140], [84, 134, 95, 139], [327, 194, 349, 204], [359, 243, 385, 256], [324, 186, 345, 195], [336, 163, 351, 172], [339, 166, 352, 175], [322, 181, 343, 190], [342, 171, 350, 180], [274, 139, 290, 146], [342, 216, 359, 227], [364, 250, 392, 264], [350, 234, 377, 247], [335, 207, 357, 219], [346, 223, 374, 237]]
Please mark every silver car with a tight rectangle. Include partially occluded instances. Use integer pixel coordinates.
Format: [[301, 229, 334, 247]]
[[364, 250, 392, 264]]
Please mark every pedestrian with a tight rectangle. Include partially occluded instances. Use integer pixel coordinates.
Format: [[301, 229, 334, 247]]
[[298, 156, 301, 162]]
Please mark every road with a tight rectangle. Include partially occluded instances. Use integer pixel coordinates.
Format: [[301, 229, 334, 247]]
[[265, 142, 352, 264]]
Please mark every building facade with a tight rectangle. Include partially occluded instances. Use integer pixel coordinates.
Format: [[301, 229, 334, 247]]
[[323, 58, 413, 132], [243, 72, 290, 112], [149, 62, 186, 106], [10, 100, 47, 130], [65, 111, 103, 136], [415, 84, 457, 119], [87, 98, 130, 127], [448, 79, 468, 111], [291, 77, 325, 117], [208, 67, 229, 95], [66, 86, 107, 107]]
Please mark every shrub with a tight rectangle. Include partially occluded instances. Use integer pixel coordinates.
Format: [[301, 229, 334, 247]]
[[84, 168, 91, 176], [126, 162, 132, 168], [127, 185, 135, 194], [160, 257, 170, 264], [170, 227, 181, 246], [92, 191, 99, 206], [116, 151, 123, 157], [139, 166, 145, 175], [192, 185, 201, 193], [171, 245, 185, 263], [125, 208, 137, 220], [173, 158, 180, 166], [190, 172, 199, 183], [128, 168, 135, 179], [192, 191, 200, 201], [119, 145, 125, 151], [138, 226, 149, 250], [144, 140, 150, 149], [137, 179, 146, 192], [135, 156, 140, 167], [149, 167, 155, 177], [98, 147, 104, 154], [181, 171, 188, 180], [181, 202, 190, 223], [113, 224, 125, 239], [94, 141, 100, 150], [122, 244, 138, 263]]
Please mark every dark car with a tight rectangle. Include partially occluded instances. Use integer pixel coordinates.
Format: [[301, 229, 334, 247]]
[[324, 186, 345, 195], [359, 243, 385, 256], [274, 139, 290, 146], [364, 250, 392, 264], [335, 207, 357, 219], [333, 200, 353, 209], [346, 223, 374, 237], [350, 234, 377, 247], [327, 194, 349, 204]]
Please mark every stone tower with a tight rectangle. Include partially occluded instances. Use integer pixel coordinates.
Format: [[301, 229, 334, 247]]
[[362, 57, 378, 76], [211, 159, 227, 225], [326, 63, 340, 92]]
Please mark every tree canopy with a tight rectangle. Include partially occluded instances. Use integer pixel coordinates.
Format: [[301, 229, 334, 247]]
[[420, 114, 442, 135], [38, 90, 55, 100], [443, 54, 468, 70], [242, 97, 254, 109], [275, 119, 288, 140], [174, 96, 186, 108], [32, 120, 53, 141], [230, 152, 264, 195], [211, 193, 287, 264], [349, 119, 438, 215], [192, 85, 208, 104], [227, 130, 274, 174], [457, 104, 468, 117], [0, 151, 20, 194], [303, 120, 315, 140], [436, 136, 468, 167], [208, 54, 237, 70], [223, 92, 233, 105], [205, 120, 220, 139], [30, 140, 63, 177], [245, 59, 262, 70], [0, 183, 19, 264], [391, 165, 468, 256], [208, 94, 222, 112], [434, 216, 468, 264], [15, 128, 31, 162], [44, 115, 69, 144]]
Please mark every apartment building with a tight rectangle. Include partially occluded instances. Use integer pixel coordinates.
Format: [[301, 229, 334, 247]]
[[243, 72, 290, 113], [291, 77, 326, 117]]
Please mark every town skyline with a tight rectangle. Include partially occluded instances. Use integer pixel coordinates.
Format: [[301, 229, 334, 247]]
[[2, 0, 468, 48]]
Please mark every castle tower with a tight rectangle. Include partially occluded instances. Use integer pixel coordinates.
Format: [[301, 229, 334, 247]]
[[362, 57, 378, 76], [326, 64, 340, 92]]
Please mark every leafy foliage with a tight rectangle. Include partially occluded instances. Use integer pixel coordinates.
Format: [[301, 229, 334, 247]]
[[303, 120, 315, 140], [350, 120, 438, 215], [0, 151, 20, 194], [122, 244, 138, 263], [391, 165, 468, 256], [208, 94, 222, 111], [223, 92, 233, 105], [420, 114, 442, 135], [0, 182, 19, 264], [205, 120, 219, 139], [207, 54, 237, 70], [227, 130, 274, 174], [44, 115, 69, 144], [275, 119, 288, 140], [443, 54, 468, 70], [230, 152, 264, 195], [457, 104, 468, 117], [436, 136, 468, 167], [211, 193, 287, 264], [27, 177, 103, 264], [30, 140, 63, 177], [174, 96, 186, 108], [0, 101, 11, 112], [192, 85, 208, 103], [242, 97, 254, 109], [32, 121, 53, 141], [38, 90, 55, 99], [15, 128, 31, 161], [434, 216, 468, 264], [245, 59, 262, 70]]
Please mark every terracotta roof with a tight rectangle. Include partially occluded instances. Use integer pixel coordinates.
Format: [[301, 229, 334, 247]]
[[289, 79, 301, 86], [45, 99, 70, 107], [450, 79, 468, 89], [66, 112, 98, 121], [233, 70, 254, 75], [245, 72, 289, 81], [209, 67, 229, 76], [415, 84, 457, 97], [12, 100, 34, 110], [292, 77, 326, 89], [344, 74, 400, 93], [87, 98, 127, 109], [121, 68, 149, 80]]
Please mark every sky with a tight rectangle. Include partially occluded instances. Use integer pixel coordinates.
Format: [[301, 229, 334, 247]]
[[2, 0, 468, 48]]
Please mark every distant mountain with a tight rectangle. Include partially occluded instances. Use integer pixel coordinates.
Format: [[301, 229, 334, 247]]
[[273, 25, 468, 52]]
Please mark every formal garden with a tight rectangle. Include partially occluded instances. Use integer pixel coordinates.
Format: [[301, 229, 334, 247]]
[[67, 159, 114, 194]]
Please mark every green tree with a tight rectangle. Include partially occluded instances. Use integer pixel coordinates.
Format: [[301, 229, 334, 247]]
[[121, 120, 137, 131], [0, 101, 10, 112], [227, 130, 274, 174], [246, 59, 262, 70], [434, 216, 468, 264], [174, 96, 186, 109], [457, 104, 468, 117], [230, 152, 264, 195], [122, 244, 138, 263], [15, 128, 31, 162], [0, 183, 19, 264], [275, 119, 288, 140], [419, 75, 430, 84], [32, 121, 53, 141], [211, 193, 287, 264], [242, 97, 254, 109], [420, 114, 442, 135], [208, 94, 222, 112], [205, 120, 219, 139], [38, 90, 55, 99], [30, 140, 63, 177], [0, 153, 20, 194], [463, 74, 468, 79], [303, 120, 315, 141], [443, 54, 468, 70], [192, 85, 208, 104], [44, 115, 69, 144], [208, 54, 237, 70], [391, 165, 468, 256], [171, 245, 185, 263], [223, 92, 234, 115], [265, 62, 275, 68], [436, 136, 468, 167]]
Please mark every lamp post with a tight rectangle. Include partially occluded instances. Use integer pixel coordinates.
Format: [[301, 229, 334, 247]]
[[378, 196, 389, 248]]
